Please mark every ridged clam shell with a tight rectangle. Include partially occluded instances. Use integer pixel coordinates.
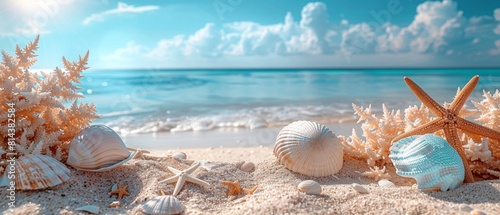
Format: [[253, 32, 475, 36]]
[[274, 121, 343, 177], [142, 195, 185, 215], [0, 154, 70, 190], [67, 125, 136, 172], [298, 180, 322, 195], [389, 134, 465, 191]]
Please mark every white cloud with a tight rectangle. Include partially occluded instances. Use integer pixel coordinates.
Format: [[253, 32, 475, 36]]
[[378, 0, 468, 54], [102, 41, 147, 61], [495, 8, 500, 21], [101, 0, 500, 68], [83, 2, 159, 25], [490, 40, 500, 55]]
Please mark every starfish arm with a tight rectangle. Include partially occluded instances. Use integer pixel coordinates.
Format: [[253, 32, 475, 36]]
[[185, 162, 200, 174], [450, 75, 479, 114], [173, 175, 187, 196], [158, 175, 179, 184], [167, 166, 181, 174], [185, 174, 210, 187], [457, 117, 500, 141], [404, 77, 447, 116], [392, 118, 445, 143], [443, 125, 474, 183]]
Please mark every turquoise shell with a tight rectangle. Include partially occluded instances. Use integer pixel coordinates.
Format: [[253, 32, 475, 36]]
[[389, 134, 465, 191]]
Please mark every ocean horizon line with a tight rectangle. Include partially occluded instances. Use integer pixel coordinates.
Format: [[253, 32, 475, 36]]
[[30, 66, 500, 72]]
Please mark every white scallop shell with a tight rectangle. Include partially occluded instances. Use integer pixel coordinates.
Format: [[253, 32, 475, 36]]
[[0, 154, 70, 190], [75, 205, 100, 214], [274, 121, 343, 177], [377, 179, 395, 188], [142, 195, 185, 215], [389, 134, 465, 191], [67, 125, 136, 172], [297, 180, 322, 195], [240, 161, 255, 172], [352, 183, 369, 194]]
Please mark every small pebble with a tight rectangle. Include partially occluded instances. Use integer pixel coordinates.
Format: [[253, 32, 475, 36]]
[[240, 161, 255, 172], [378, 179, 395, 188], [470, 210, 487, 215], [460, 204, 473, 212], [109, 201, 120, 208], [352, 183, 369, 194], [172, 152, 187, 160], [298, 180, 322, 195]]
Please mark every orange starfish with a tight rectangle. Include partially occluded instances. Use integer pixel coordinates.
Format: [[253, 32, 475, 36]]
[[109, 182, 130, 200], [243, 185, 259, 195], [392, 75, 500, 183], [222, 180, 242, 196], [221, 180, 259, 196]]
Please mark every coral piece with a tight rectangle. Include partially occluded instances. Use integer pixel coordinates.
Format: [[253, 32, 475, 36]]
[[392, 76, 500, 183], [360, 166, 391, 181], [338, 104, 405, 167], [158, 162, 209, 196], [0, 35, 99, 161], [109, 182, 130, 200]]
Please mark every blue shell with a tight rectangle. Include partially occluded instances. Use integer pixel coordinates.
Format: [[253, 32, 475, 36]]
[[389, 134, 465, 191]]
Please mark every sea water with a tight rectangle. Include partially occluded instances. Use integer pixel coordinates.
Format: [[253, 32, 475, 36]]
[[78, 69, 500, 134]]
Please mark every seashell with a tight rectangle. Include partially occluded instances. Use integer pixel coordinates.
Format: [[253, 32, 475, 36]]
[[389, 134, 465, 191], [297, 180, 322, 195], [352, 183, 369, 194], [240, 161, 255, 172], [75, 205, 100, 214], [377, 179, 395, 188], [67, 125, 136, 172], [274, 121, 343, 177], [142, 195, 185, 215], [109, 201, 120, 208], [0, 154, 70, 190], [172, 152, 187, 160]]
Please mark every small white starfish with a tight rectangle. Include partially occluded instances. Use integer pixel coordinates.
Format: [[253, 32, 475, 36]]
[[158, 162, 209, 196], [127, 147, 151, 160]]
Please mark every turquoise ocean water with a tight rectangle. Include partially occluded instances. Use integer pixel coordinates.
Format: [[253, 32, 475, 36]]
[[78, 69, 500, 134]]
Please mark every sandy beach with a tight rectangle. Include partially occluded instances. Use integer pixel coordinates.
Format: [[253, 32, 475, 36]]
[[2, 122, 500, 215]]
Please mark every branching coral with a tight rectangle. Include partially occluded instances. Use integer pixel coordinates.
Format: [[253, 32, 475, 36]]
[[0, 35, 99, 162], [340, 89, 500, 179], [338, 104, 405, 166]]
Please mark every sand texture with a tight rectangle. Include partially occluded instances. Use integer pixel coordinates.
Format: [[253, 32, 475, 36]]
[[1, 146, 500, 215]]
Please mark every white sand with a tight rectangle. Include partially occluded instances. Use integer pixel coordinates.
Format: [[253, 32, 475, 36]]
[[2, 123, 500, 214]]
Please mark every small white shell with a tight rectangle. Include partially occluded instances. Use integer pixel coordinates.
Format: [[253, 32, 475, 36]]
[[297, 180, 322, 195], [67, 125, 136, 172], [377, 179, 395, 188], [0, 154, 70, 190], [75, 205, 100, 214], [109, 201, 120, 208], [172, 152, 187, 160], [352, 183, 369, 194], [240, 162, 255, 172], [389, 134, 465, 191], [142, 195, 185, 215], [274, 121, 343, 177]]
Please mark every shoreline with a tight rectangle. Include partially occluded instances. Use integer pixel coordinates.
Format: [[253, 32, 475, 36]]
[[121, 122, 358, 151]]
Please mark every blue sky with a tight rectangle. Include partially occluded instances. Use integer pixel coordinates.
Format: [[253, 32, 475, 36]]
[[0, 0, 499, 69]]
